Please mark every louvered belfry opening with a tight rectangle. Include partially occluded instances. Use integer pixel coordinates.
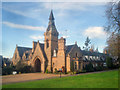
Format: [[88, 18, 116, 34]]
[[35, 58, 41, 72]]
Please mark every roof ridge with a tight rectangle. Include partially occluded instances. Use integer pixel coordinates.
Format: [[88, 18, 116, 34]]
[[17, 46, 32, 49]]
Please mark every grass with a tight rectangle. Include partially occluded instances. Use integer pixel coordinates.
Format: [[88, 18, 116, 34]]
[[2, 70, 118, 88]]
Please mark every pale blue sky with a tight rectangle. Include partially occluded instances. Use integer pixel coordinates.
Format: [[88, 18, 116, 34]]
[[2, 2, 109, 58]]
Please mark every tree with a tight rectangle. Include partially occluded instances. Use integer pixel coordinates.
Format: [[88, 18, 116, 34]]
[[105, 1, 120, 64], [106, 32, 119, 58], [83, 37, 91, 51], [106, 56, 113, 69]]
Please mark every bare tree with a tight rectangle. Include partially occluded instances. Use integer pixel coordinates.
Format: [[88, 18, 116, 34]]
[[105, 0, 120, 64], [105, 1, 120, 33]]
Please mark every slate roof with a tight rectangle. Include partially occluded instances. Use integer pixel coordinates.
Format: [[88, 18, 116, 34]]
[[16, 41, 46, 60], [24, 50, 32, 59], [49, 10, 54, 20], [33, 41, 44, 53], [33, 42, 47, 59], [46, 10, 58, 35], [81, 50, 106, 57], [17, 46, 32, 58], [39, 43, 45, 56], [66, 45, 75, 55]]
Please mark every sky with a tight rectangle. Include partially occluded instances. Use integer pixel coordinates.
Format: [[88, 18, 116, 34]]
[[1, 1, 111, 58]]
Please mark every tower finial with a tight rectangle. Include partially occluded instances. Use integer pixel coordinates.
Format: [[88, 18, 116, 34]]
[[75, 41, 77, 45], [49, 10, 54, 20]]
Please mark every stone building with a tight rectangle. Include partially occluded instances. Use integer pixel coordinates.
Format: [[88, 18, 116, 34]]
[[12, 10, 107, 73]]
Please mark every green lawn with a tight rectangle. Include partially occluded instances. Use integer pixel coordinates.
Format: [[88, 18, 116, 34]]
[[3, 70, 118, 88]]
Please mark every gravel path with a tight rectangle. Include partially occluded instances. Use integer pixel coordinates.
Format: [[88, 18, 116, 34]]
[[2, 70, 116, 85], [2, 73, 67, 85]]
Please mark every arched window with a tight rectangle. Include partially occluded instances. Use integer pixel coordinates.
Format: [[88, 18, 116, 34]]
[[74, 62, 77, 70], [46, 39, 49, 48], [53, 49, 57, 57], [15, 53, 17, 59]]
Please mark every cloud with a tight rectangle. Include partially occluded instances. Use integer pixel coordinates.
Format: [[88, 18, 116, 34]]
[[43, 3, 87, 11], [3, 21, 46, 31], [62, 35, 70, 38], [84, 26, 107, 39], [2, 7, 30, 18], [2, 2, 106, 19], [59, 30, 70, 38], [1, 0, 111, 2], [30, 35, 44, 40]]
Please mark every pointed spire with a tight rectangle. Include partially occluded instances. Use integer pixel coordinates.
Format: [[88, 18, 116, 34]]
[[16, 44, 18, 47], [49, 10, 54, 20], [45, 10, 59, 36]]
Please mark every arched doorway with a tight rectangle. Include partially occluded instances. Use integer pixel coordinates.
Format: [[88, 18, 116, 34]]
[[35, 58, 41, 72]]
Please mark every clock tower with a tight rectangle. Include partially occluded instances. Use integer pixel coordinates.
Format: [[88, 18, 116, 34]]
[[44, 10, 59, 72]]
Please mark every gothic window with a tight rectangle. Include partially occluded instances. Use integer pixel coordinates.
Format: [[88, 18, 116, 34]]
[[76, 53, 77, 57], [74, 62, 77, 70], [15, 53, 17, 59], [79, 62, 81, 69], [46, 39, 49, 48], [53, 49, 57, 57]]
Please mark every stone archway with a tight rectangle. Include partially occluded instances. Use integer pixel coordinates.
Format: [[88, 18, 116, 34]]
[[34, 58, 41, 72]]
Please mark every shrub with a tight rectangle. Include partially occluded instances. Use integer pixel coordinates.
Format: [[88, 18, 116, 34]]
[[70, 61, 74, 72], [106, 56, 113, 69], [94, 66, 103, 71], [80, 69, 86, 73], [68, 72, 74, 75], [2, 66, 13, 75], [19, 72, 21, 74], [54, 68, 58, 74], [73, 71, 77, 74], [45, 69, 48, 73], [16, 65, 34, 73], [76, 70, 80, 74], [22, 66, 33, 73], [85, 62, 94, 72]]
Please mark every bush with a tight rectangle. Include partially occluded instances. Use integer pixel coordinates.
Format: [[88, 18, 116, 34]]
[[68, 71, 74, 75], [19, 72, 21, 74], [2, 66, 13, 75], [94, 66, 103, 71], [45, 69, 48, 73], [22, 66, 33, 73], [106, 56, 113, 69], [85, 62, 94, 72], [74, 71, 77, 74], [80, 69, 86, 73], [54, 68, 58, 74], [70, 61, 74, 72], [112, 64, 119, 69], [16, 65, 34, 73]]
